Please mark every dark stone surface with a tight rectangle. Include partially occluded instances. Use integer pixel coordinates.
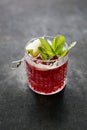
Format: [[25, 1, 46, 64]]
[[0, 0, 87, 130]]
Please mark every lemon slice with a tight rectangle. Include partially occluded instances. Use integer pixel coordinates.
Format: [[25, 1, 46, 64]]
[[26, 39, 41, 57]]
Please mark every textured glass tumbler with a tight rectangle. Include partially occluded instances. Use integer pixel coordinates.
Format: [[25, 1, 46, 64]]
[[25, 37, 68, 95]]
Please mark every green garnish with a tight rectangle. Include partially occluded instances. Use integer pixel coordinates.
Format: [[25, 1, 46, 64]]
[[39, 38, 55, 56], [38, 35, 77, 60], [52, 35, 66, 56]]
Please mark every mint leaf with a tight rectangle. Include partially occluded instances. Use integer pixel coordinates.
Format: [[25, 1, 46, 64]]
[[38, 46, 50, 60], [52, 36, 58, 50], [60, 50, 68, 57], [38, 46, 47, 54], [52, 35, 66, 55], [39, 38, 55, 55], [41, 53, 49, 60]]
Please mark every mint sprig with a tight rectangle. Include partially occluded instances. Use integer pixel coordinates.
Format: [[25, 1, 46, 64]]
[[38, 38, 55, 59], [38, 35, 77, 60], [52, 35, 66, 56], [39, 38, 55, 55]]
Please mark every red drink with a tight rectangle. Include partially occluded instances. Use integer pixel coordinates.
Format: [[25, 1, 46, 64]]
[[11, 35, 76, 95], [25, 54, 68, 95]]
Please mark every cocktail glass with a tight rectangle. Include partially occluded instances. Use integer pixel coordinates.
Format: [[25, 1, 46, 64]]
[[25, 36, 68, 95]]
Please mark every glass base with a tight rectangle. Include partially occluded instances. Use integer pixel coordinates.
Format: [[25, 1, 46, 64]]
[[28, 79, 67, 95]]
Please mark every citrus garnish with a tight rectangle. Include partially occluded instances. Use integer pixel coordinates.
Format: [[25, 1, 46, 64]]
[[26, 39, 41, 57]]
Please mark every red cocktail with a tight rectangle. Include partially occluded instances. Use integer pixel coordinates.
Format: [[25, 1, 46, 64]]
[[25, 36, 70, 95], [25, 52, 68, 95], [11, 35, 76, 95]]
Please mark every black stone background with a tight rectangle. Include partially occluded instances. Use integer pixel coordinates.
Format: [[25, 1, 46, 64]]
[[0, 0, 87, 130]]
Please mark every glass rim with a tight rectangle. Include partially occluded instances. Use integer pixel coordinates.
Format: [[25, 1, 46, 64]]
[[25, 52, 68, 62], [25, 36, 68, 62]]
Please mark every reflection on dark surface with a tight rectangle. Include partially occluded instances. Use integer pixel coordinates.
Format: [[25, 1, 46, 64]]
[[27, 86, 68, 125], [34, 88, 66, 114]]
